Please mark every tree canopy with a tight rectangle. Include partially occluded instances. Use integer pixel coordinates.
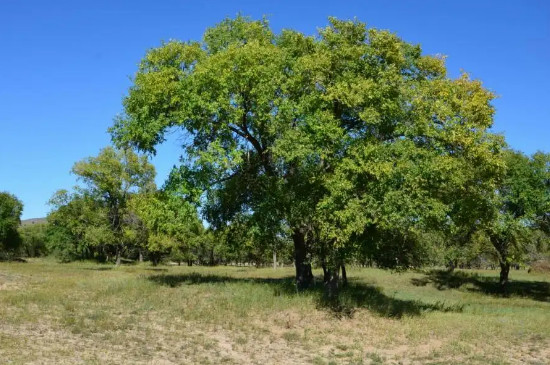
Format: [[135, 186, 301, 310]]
[[110, 16, 506, 289]]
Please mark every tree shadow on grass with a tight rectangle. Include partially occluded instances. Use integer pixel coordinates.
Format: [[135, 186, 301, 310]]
[[0, 257, 27, 263], [147, 273, 463, 319], [324, 278, 464, 319], [411, 270, 550, 302]]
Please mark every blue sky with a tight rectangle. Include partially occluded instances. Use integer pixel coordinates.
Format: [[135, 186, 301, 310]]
[[1, 0, 549, 219]]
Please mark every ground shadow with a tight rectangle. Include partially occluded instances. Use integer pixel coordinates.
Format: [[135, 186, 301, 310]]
[[147, 273, 463, 318], [0, 257, 27, 263], [411, 270, 550, 302]]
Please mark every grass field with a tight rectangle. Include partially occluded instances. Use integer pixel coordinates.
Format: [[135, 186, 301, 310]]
[[1, 259, 549, 364]]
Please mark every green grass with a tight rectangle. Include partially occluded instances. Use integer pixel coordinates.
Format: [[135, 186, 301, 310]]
[[1, 259, 549, 364]]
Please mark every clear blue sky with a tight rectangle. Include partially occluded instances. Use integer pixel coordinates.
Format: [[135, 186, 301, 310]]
[[1, 0, 549, 219]]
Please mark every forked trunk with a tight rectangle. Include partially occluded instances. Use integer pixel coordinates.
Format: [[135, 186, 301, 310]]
[[491, 235, 510, 290], [292, 228, 312, 290]]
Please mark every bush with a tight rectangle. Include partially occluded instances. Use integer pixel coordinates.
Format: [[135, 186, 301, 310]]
[[529, 259, 550, 273]]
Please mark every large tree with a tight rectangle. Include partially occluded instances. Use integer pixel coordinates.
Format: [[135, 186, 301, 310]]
[[72, 147, 156, 265], [0, 192, 23, 255], [111, 16, 503, 288]]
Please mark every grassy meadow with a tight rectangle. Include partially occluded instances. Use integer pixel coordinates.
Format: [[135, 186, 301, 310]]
[[1, 259, 549, 364]]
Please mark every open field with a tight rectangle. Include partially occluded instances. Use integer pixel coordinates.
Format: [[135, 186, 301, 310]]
[[1, 260, 549, 364]]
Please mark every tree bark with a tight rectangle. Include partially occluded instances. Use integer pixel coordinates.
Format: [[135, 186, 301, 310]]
[[341, 264, 348, 287], [138, 250, 143, 263], [115, 246, 122, 266], [292, 228, 312, 290], [273, 249, 277, 269], [491, 235, 510, 289], [499, 261, 510, 287], [325, 265, 340, 299], [110, 203, 123, 267], [209, 248, 215, 266], [322, 261, 329, 284]]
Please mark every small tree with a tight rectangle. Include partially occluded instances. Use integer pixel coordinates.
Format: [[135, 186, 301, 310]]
[[130, 191, 202, 265], [47, 190, 111, 262], [72, 147, 156, 265], [19, 223, 49, 257], [0, 192, 23, 257], [486, 150, 550, 286]]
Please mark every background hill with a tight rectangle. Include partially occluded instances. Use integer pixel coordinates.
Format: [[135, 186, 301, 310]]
[[20, 218, 47, 226]]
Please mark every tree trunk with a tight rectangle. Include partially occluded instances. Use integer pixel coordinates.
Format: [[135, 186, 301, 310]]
[[273, 249, 277, 269], [322, 262, 329, 284], [341, 264, 347, 287], [448, 260, 456, 272], [491, 235, 510, 290], [115, 246, 122, 266], [499, 261, 510, 287], [325, 265, 340, 299], [292, 228, 312, 290], [138, 250, 143, 263]]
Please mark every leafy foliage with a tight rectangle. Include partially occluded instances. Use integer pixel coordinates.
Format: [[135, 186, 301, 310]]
[[483, 150, 550, 283], [0, 192, 23, 256], [71, 147, 156, 264], [47, 190, 112, 262], [18, 223, 49, 257], [129, 191, 203, 264]]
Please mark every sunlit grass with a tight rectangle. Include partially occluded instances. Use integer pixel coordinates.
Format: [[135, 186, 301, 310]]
[[0, 259, 549, 364]]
